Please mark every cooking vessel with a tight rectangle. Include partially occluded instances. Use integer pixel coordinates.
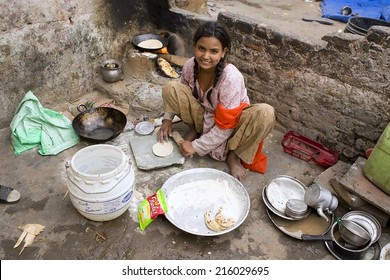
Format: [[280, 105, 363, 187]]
[[285, 199, 309, 219], [72, 104, 127, 143], [304, 183, 338, 222], [339, 219, 371, 247], [100, 59, 122, 83], [132, 34, 168, 51], [301, 222, 372, 260]]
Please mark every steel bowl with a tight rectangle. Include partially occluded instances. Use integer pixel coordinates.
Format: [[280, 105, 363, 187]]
[[285, 199, 309, 219], [161, 168, 250, 236], [339, 219, 371, 247], [341, 210, 382, 243], [331, 222, 372, 259]]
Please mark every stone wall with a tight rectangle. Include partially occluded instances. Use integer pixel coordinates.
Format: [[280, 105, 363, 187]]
[[0, 0, 155, 128], [217, 12, 390, 162]]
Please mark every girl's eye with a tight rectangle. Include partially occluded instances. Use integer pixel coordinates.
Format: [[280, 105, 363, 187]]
[[198, 46, 205, 51], [211, 49, 218, 54]]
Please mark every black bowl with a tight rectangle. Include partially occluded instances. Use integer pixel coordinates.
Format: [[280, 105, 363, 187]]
[[348, 16, 390, 34]]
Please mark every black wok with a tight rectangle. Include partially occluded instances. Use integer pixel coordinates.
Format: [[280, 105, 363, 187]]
[[132, 33, 168, 51], [72, 105, 127, 143]]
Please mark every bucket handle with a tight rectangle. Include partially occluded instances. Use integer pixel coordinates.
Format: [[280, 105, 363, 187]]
[[65, 162, 81, 181], [84, 180, 95, 185], [114, 164, 130, 179], [100, 179, 112, 184]]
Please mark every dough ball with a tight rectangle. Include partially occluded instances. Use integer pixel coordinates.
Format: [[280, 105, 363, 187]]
[[152, 141, 174, 157]]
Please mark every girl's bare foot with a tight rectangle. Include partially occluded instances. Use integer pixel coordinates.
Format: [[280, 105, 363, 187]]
[[227, 151, 248, 181], [184, 125, 199, 141]]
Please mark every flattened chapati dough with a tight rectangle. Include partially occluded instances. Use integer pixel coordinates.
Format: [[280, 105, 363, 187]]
[[138, 39, 163, 49], [152, 141, 174, 157]]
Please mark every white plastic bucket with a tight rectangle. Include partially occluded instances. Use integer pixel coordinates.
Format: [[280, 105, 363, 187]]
[[66, 144, 135, 221]]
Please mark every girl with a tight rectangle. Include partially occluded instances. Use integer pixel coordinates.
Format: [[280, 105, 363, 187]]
[[157, 21, 275, 181]]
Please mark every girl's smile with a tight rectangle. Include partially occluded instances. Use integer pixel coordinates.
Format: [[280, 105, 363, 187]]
[[194, 37, 227, 72]]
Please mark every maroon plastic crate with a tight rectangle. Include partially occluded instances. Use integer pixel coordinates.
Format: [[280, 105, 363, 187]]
[[281, 131, 338, 167]]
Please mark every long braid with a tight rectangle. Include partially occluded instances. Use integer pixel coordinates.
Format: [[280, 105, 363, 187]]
[[193, 59, 199, 99], [206, 59, 225, 106]]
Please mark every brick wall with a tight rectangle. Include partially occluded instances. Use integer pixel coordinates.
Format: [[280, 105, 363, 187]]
[[218, 12, 390, 162]]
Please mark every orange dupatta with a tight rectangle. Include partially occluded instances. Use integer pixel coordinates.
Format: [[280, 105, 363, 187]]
[[214, 103, 268, 174]]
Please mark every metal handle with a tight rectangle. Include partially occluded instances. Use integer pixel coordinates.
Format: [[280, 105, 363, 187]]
[[301, 234, 333, 241], [77, 104, 88, 112]]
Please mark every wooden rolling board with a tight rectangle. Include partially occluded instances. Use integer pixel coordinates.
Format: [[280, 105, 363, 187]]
[[129, 133, 185, 170], [339, 157, 390, 215]]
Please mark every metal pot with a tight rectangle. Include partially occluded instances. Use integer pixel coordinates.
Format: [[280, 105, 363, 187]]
[[301, 222, 371, 260], [100, 59, 122, 83], [72, 104, 127, 143]]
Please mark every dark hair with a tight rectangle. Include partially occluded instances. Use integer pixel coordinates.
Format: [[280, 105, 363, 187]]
[[192, 21, 231, 105]]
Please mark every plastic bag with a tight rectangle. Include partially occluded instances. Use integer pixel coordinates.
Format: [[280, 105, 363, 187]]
[[10, 91, 79, 156], [138, 188, 168, 231]]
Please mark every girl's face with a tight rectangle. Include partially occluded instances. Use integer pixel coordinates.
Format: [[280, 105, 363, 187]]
[[193, 36, 228, 72]]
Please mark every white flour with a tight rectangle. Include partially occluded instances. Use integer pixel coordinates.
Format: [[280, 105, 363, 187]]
[[165, 178, 244, 233]]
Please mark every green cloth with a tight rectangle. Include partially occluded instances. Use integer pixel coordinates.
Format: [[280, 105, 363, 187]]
[[10, 91, 80, 156]]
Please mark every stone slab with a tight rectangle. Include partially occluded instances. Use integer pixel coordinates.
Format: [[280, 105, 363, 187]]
[[314, 160, 367, 208], [339, 157, 390, 216], [312, 160, 390, 226], [330, 178, 389, 227], [129, 132, 185, 170]]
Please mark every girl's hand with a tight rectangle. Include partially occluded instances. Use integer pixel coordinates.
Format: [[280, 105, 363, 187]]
[[180, 140, 196, 158], [157, 119, 173, 142]]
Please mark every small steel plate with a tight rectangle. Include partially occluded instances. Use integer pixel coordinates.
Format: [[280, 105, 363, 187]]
[[162, 168, 250, 236], [135, 121, 155, 135], [341, 210, 382, 243], [262, 175, 309, 220]]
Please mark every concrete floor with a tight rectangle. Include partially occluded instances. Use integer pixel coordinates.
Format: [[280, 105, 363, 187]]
[[0, 122, 328, 260], [1, 119, 389, 260], [1, 0, 389, 261]]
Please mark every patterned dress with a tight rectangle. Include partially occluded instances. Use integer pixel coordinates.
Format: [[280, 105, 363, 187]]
[[179, 57, 250, 160]]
